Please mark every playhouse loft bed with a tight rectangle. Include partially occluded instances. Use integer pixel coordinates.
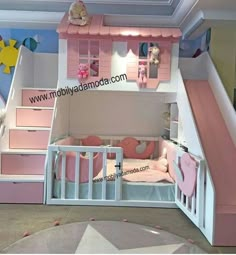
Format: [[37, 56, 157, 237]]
[[1, 11, 236, 247]]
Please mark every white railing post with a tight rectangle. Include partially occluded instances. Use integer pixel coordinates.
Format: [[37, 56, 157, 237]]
[[74, 151, 80, 199], [115, 148, 123, 201], [88, 152, 93, 199], [46, 147, 53, 203], [61, 151, 66, 199], [102, 148, 107, 200]]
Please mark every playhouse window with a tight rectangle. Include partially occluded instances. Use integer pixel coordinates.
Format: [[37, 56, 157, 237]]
[[138, 42, 158, 79], [78, 40, 100, 77]]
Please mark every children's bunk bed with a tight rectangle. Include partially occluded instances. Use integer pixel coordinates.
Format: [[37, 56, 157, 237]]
[[44, 13, 207, 209]]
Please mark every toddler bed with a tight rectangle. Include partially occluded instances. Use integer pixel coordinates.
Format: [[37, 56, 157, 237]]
[[46, 135, 177, 207]]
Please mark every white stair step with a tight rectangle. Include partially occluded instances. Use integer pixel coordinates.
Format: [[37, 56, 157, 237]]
[[22, 88, 56, 91], [16, 106, 54, 110], [10, 127, 51, 131], [0, 174, 44, 182], [1, 149, 47, 154]]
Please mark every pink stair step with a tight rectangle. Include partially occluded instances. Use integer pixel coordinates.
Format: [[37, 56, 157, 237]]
[[1, 154, 46, 175], [22, 89, 56, 107], [0, 182, 43, 204], [9, 129, 50, 149], [16, 108, 53, 127]]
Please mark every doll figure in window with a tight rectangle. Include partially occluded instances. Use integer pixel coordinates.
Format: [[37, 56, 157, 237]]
[[90, 60, 99, 76], [77, 63, 89, 79], [149, 45, 160, 65], [68, 0, 89, 26], [138, 63, 147, 88]]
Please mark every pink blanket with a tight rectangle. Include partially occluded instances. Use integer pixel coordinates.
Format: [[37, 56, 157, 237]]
[[93, 159, 174, 183]]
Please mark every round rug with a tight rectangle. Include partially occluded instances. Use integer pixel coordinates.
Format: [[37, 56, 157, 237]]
[[3, 221, 206, 254]]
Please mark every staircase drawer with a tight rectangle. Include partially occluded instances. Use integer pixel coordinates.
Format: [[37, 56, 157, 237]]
[[9, 129, 50, 149], [16, 108, 53, 127], [1, 154, 46, 175], [0, 182, 43, 203], [22, 89, 55, 107]]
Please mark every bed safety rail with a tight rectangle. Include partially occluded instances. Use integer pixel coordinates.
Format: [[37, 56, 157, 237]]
[[174, 149, 206, 228], [46, 145, 123, 205]]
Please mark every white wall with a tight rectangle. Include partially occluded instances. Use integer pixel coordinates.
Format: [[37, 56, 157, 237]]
[[179, 54, 208, 80], [34, 53, 58, 89], [69, 90, 169, 137], [1, 46, 34, 151], [58, 39, 179, 93]]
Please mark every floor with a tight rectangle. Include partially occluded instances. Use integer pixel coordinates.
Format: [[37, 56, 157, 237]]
[[0, 204, 235, 254]]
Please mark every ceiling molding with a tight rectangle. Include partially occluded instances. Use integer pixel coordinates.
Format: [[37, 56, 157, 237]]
[[0, 10, 64, 29], [181, 10, 204, 39], [0, 0, 197, 29], [0, 0, 174, 7]]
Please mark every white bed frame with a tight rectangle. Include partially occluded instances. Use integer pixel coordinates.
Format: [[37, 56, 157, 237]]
[[45, 136, 177, 208]]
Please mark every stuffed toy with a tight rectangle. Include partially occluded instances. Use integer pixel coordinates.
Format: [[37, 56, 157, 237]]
[[138, 63, 147, 88], [77, 63, 89, 79], [150, 149, 168, 172], [68, 0, 89, 26], [149, 45, 160, 65]]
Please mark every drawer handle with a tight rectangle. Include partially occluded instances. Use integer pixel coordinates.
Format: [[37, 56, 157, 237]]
[[27, 130, 36, 132], [38, 90, 46, 92], [20, 154, 30, 156], [33, 109, 42, 111]]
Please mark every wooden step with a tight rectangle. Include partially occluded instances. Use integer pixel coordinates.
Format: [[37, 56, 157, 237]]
[[1, 153, 46, 175], [22, 88, 56, 107], [9, 127, 50, 150], [16, 106, 53, 127]]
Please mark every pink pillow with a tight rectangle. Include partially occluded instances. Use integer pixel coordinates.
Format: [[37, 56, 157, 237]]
[[81, 136, 103, 146], [117, 137, 155, 159]]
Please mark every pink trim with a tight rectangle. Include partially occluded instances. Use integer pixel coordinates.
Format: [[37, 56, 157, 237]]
[[57, 14, 182, 39]]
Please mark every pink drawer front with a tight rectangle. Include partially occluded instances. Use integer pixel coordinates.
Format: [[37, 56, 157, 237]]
[[9, 129, 50, 149], [0, 182, 43, 203], [16, 108, 53, 127], [1, 154, 46, 175], [22, 89, 55, 107]]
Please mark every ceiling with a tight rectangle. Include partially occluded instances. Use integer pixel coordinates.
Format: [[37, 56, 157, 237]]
[[0, 0, 235, 38]]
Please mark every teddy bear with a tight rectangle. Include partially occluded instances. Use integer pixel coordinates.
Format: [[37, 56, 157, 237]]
[[149, 45, 160, 65], [138, 64, 147, 88], [77, 63, 89, 79], [68, 0, 89, 26]]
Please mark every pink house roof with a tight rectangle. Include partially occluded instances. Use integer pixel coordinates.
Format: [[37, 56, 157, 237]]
[[57, 14, 182, 39]]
